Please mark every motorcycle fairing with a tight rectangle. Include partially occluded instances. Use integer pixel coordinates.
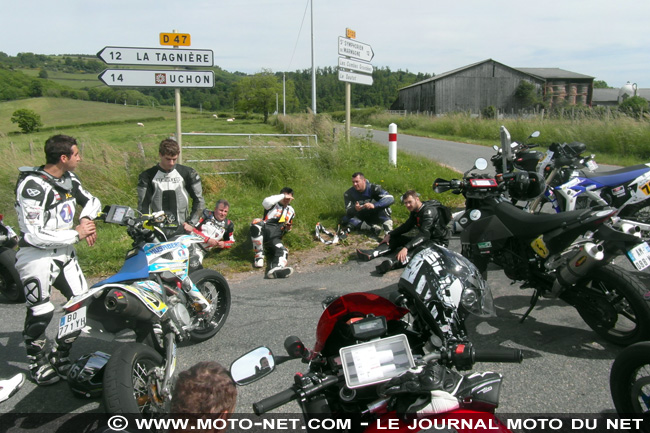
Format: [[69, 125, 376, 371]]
[[144, 241, 190, 279], [93, 250, 150, 286], [314, 293, 409, 354]]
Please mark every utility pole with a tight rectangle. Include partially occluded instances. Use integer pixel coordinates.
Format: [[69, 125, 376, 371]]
[[310, 0, 316, 114]]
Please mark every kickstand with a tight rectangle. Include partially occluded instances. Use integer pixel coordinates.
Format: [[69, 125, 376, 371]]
[[519, 290, 539, 323]]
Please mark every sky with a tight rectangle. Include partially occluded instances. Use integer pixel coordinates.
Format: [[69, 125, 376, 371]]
[[4, 0, 649, 88]]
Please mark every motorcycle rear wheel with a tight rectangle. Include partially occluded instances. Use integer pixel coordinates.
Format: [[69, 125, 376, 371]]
[[610, 341, 650, 431], [619, 199, 650, 226], [188, 269, 231, 342], [0, 248, 24, 303], [572, 265, 650, 346], [103, 343, 167, 415]]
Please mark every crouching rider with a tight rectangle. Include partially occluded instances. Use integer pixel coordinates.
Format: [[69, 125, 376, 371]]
[[250, 187, 295, 279]]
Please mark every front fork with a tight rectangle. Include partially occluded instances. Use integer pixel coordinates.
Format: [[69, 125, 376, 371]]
[[159, 332, 177, 399]]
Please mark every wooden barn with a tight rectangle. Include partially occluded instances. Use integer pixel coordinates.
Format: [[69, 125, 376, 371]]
[[395, 59, 594, 115]]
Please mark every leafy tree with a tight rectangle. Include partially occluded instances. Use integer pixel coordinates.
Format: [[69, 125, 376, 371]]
[[593, 80, 609, 89], [11, 109, 43, 133], [514, 80, 539, 108], [619, 96, 649, 118], [38, 69, 48, 79], [234, 69, 284, 122]]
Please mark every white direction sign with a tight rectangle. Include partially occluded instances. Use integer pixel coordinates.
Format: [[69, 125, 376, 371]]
[[338, 57, 373, 75], [338, 37, 374, 62], [97, 46, 214, 67], [339, 70, 373, 86], [98, 69, 215, 88]]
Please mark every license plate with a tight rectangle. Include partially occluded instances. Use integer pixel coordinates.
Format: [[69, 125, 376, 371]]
[[586, 159, 598, 171], [627, 242, 650, 271], [58, 307, 87, 338]]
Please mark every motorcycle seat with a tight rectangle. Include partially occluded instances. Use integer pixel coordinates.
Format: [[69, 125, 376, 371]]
[[494, 202, 593, 238], [580, 163, 650, 187]]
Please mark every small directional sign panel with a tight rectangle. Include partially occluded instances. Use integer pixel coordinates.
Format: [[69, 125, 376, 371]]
[[97, 47, 213, 67], [98, 69, 215, 88]]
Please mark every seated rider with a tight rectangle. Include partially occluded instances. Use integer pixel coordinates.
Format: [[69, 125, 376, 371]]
[[357, 189, 450, 274], [186, 199, 235, 270], [342, 172, 394, 236]]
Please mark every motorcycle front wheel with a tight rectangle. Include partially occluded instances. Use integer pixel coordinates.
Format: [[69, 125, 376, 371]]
[[610, 341, 650, 431], [103, 343, 167, 415], [571, 264, 650, 346], [0, 248, 24, 303], [188, 269, 231, 342]]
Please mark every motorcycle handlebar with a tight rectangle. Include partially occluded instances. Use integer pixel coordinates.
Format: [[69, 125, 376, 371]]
[[253, 388, 299, 415], [473, 348, 523, 364], [253, 375, 339, 415]]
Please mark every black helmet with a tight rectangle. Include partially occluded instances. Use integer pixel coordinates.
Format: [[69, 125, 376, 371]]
[[507, 171, 545, 202], [67, 351, 111, 398]]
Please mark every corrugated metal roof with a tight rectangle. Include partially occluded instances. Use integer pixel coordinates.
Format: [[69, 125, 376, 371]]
[[515, 67, 594, 80], [399, 59, 594, 91]]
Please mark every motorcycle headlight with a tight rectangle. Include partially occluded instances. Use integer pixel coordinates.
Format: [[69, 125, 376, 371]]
[[460, 285, 496, 318]]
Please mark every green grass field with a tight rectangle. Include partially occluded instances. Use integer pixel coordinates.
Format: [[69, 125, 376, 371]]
[[0, 99, 460, 277], [20, 68, 104, 90], [0, 97, 176, 134]]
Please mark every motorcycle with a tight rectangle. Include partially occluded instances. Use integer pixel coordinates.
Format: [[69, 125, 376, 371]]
[[494, 127, 650, 232], [434, 156, 650, 346], [61, 204, 231, 414], [230, 244, 523, 432], [0, 213, 23, 303], [610, 341, 650, 432]]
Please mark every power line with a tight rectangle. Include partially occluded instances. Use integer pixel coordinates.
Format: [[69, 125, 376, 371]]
[[287, 0, 310, 71]]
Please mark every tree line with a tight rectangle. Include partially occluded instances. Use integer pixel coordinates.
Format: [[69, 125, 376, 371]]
[[0, 52, 432, 116]]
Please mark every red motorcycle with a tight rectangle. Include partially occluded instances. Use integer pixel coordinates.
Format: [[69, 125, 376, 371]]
[[231, 244, 522, 433]]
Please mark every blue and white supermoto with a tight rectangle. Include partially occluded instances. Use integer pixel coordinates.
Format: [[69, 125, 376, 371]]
[[60, 204, 231, 414]]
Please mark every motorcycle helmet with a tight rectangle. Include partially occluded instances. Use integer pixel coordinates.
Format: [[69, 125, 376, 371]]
[[507, 171, 545, 202], [399, 244, 496, 319], [67, 351, 111, 398]]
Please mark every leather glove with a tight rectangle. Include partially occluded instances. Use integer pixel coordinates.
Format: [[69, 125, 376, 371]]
[[379, 363, 462, 418]]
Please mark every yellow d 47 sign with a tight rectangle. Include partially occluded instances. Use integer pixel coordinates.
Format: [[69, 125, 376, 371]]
[[160, 33, 191, 46]]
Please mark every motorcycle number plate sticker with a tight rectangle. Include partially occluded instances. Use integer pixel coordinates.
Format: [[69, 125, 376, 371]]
[[627, 242, 650, 271], [339, 334, 415, 389], [58, 306, 87, 339]]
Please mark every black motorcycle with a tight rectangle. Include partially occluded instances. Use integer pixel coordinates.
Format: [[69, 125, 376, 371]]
[[0, 213, 23, 303], [434, 157, 650, 346]]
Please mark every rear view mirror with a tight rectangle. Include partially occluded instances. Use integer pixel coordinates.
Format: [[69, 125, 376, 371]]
[[230, 346, 275, 385]]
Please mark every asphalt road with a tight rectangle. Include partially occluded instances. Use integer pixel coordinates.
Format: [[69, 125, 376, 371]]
[[0, 129, 633, 431]]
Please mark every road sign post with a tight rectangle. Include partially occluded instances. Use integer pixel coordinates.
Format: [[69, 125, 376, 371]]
[[338, 31, 374, 143], [97, 31, 216, 163]]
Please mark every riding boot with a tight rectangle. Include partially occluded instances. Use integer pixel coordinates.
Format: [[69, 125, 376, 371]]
[[25, 339, 58, 386], [49, 330, 80, 379], [357, 243, 391, 262]]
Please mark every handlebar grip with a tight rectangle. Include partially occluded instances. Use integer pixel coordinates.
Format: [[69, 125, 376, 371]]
[[253, 388, 298, 415], [474, 348, 523, 364]]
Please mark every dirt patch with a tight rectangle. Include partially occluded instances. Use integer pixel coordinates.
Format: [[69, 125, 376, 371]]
[[222, 234, 381, 283]]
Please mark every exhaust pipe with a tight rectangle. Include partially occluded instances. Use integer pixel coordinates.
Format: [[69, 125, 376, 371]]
[[105, 289, 156, 321], [556, 242, 604, 287]]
